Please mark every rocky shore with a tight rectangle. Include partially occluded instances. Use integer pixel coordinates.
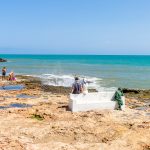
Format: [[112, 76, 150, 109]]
[[0, 75, 149, 150], [0, 58, 7, 62]]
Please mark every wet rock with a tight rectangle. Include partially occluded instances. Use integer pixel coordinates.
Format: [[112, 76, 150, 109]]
[[16, 75, 98, 95], [42, 85, 71, 94], [0, 58, 7, 62], [0, 75, 149, 149], [123, 88, 141, 94]]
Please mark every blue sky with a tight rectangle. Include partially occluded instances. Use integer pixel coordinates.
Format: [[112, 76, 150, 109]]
[[0, 0, 150, 54]]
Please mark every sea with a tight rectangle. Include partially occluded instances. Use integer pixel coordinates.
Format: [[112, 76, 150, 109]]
[[0, 55, 150, 90]]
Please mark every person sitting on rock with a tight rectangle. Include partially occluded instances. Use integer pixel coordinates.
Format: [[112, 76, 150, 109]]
[[71, 77, 83, 94], [8, 71, 16, 81]]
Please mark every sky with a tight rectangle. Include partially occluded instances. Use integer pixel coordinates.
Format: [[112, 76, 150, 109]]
[[0, 0, 150, 54]]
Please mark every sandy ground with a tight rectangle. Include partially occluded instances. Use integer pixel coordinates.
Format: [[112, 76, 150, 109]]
[[0, 77, 150, 150]]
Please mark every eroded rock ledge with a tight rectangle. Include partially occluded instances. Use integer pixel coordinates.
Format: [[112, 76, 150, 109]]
[[0, 58, 7, 62], [0, 75, 149, 150]]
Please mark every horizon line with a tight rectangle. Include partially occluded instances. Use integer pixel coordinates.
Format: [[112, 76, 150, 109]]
[[0, 54, 150, 56]]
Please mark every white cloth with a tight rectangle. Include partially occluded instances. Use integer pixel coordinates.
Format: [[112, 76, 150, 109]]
[[83, 83, 88, 94]]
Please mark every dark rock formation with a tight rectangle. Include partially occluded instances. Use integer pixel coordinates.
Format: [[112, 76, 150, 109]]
[[16, 75, 98, 95], [123, 88, 150, 101], [122, 88, 141, 94], [0, 58, 7, 62]]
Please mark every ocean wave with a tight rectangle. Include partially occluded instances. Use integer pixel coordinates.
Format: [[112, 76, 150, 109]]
[[36, 74, 101, 89], [23, 73, 117, 91]]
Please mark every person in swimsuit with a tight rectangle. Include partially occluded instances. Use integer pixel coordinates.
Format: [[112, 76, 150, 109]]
[[2, 67, 6, 80], [8, 71, 16, 81]]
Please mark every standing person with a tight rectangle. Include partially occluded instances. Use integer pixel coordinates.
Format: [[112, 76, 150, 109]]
[[2, 67, 7, 80], [71, 77, 83, 94], [114, 88, 124, 110]]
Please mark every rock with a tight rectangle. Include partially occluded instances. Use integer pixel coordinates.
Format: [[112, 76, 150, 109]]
[[123, 88, 141, 94], [0, 58, 7, 62], [123, 88, 150, 101], [0, 75, 150, 150]]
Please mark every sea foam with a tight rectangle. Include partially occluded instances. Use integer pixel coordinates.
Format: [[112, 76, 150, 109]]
[[33, 73, 116, 91], [33, 74, 103, 90]]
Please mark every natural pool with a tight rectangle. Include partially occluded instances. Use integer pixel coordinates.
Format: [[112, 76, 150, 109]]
[[0, 103, 32, 109], [0, 85, 24, 90], [16, 94, 37, 99]]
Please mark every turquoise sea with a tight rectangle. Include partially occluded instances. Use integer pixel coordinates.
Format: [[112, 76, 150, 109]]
[[0, 55, 150, 90]]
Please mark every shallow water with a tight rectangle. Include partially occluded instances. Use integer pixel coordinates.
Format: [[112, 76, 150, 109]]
[[2, 96, 14, 98], [16, 94, 37, 99], [0, 103, 32, 109], [0, 85, 24, 90], [9, 103, 32, 108], [1, 55, 150, 89], [0, 106, 6, 109], [146, 113, 150, 116], [136, 106, 148, 111]]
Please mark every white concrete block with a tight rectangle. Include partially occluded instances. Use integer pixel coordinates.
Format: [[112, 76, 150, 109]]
[[69, 91, 125, 112]]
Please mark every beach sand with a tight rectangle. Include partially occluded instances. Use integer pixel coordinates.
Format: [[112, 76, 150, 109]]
[[0, 76, 149, 150]]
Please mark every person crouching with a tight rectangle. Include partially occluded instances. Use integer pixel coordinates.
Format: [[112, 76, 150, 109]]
[[71, 77, 83, 94]]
